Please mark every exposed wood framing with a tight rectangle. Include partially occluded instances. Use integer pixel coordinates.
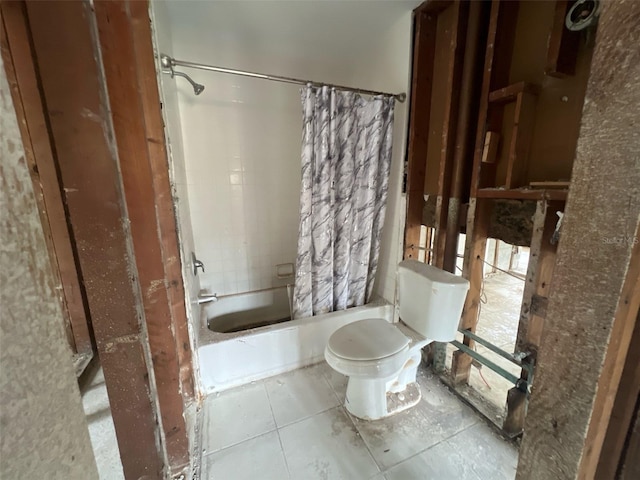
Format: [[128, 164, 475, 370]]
[[8, 1, 167, 477], [451, 0, 519, 384], [504, 90, 538, 188], [515, 199, 562, 356], [0, 2, 92, 358], [596, 309, 640, 479], [451, 198, 491, 384], [619, 401, 640, 480], [403, 8, 438, 260], [545, 0, 581, 77], [432, 0, 465, 270], [517, 0, 640, 476], [93, 0, 193, 472]]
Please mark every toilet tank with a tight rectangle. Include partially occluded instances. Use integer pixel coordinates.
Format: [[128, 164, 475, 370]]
[[397, 260, 470, 342]]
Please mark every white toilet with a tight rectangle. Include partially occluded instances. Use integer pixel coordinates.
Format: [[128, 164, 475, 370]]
[[324, 260, 469, 420]]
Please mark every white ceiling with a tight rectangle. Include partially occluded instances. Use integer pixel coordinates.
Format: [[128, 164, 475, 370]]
[[165, 0, 424, 74]]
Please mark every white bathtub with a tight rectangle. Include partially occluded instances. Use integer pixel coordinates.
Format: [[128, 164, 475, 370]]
[[206, 286, 292, 333], [197, 290, 393, 393]]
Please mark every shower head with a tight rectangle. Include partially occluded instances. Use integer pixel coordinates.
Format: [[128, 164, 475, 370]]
[[160, 54, 205, 95], [172, 70, 206, 95]]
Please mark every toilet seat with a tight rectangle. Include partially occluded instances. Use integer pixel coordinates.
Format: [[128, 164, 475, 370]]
[[327, 318, 410, 361], [326, 319, 412, 379]]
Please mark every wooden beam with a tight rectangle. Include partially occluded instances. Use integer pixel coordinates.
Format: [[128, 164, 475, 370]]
[[128, 0, 195, 404], [0, 1, 93, 357], [93, 1, 193, 473], [432, 0, 466, 271], [488, 81, 541, 104], [596, 309, 640, 478], [546, 0, 581, 77], [443, 0, 486, 273], [451, 198, 491, 384], [21, 1, 165, 477], [404, 10, 438, 259], [515, 200, 561, 355], [505, 91, 537, 189], [516, 0, 640, 476], [476, 188, 568, 201]]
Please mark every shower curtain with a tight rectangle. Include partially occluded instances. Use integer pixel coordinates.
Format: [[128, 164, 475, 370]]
[[292, 85, 395, 319]]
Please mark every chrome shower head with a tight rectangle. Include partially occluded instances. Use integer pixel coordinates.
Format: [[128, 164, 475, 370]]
[[193, 82, 205, 95], [172, 70, 206, 95], [160, 54, 205, 95]]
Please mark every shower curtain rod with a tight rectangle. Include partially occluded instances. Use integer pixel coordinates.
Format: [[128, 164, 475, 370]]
[[160, 54, 406, 102]]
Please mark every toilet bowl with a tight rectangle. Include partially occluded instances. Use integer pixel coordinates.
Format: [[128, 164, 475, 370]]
[[324, 260, 469, 420]]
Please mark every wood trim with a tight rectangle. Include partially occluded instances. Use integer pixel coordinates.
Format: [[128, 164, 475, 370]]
[[93, 0, 192, 472]]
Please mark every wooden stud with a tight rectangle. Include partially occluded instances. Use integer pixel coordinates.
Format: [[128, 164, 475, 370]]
[[481, 131, 500, 164], [505, 91, 537, 189], [546, 0, 581, 77], [488, 81, 541, 104], [476, 188, 568, 201], [0, 1, 93, 358], [595, 309, 640, 478], [93, 0, 192, 472], [20, 1, 165, 477], [515, 200, 561, 355], [503, 387, 527, 436], [451, 198, 491, 384], [403, 10, 438, 260], [432, 0, 466, 272]]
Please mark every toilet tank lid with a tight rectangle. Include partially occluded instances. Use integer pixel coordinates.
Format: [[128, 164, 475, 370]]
[[398, 260, 469, 286], [327, 318, 410, 361]]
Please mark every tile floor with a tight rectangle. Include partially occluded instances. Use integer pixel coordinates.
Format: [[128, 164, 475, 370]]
[[201, 363, 518, 480], [81, 368, 125, 480]]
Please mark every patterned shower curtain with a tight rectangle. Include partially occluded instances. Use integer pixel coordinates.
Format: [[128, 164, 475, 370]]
[[292, 85, 395, 319]]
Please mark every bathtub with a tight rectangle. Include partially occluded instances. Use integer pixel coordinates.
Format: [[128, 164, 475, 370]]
[[197, 288, 393, 393], [206, 286, 292, 334]]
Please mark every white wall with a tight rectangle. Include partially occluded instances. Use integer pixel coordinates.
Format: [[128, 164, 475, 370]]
[[163, 0, 419, 301], [348, 12, 416, 303]]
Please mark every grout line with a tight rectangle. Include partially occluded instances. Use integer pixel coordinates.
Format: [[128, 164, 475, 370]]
[[380, 418, 481, 473], [264, 378, 292, 479], [201, 381, 278, 458], [341, 406, 383, 476]]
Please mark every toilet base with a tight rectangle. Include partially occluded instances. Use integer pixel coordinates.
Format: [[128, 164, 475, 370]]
[[343, 351, 423, 420], [386, 382, 421, 416]]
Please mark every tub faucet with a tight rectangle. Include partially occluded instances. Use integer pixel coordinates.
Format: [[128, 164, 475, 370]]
[[197, 293, 218, 305]]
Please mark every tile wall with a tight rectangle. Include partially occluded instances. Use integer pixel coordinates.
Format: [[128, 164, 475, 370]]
[[164, 1, 419, 301]]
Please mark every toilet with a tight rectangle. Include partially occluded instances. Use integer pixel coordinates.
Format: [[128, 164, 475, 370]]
[[324, 260, 469, 420]]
